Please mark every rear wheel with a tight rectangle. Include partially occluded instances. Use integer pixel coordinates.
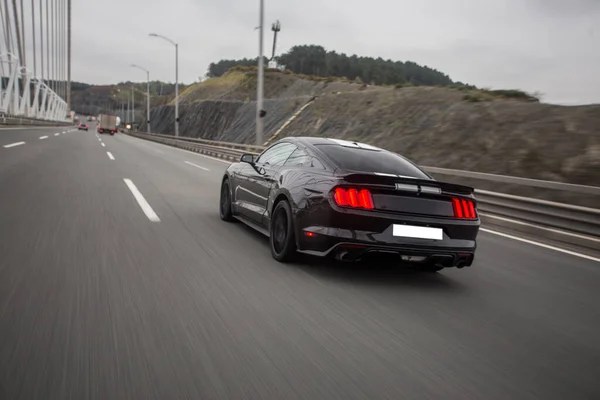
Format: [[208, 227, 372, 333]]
[[270, 200, 297, 262], [219, 179, 234, 222]]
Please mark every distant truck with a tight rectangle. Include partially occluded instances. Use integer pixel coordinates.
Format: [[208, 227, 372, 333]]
[[98, 114, 117, 135]]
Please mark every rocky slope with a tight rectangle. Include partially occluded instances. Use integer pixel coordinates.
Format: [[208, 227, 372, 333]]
[[140, 69, 600, 198]]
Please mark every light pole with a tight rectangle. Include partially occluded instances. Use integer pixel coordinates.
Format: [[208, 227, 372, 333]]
[[131, 85, 134, 128], [149, 33, 179, 137], [256, 0, 265, 146], [131, 64, 150, 134]]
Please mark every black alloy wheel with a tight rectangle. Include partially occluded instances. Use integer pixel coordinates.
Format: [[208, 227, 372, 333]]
[[270, 200, 296, 262], [219, 179, 234, 221]]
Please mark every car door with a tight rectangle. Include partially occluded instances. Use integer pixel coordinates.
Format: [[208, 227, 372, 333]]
[[236, 142, 297, 223]]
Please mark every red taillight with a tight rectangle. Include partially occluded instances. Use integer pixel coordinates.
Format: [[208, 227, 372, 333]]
[[347, 189, 360, 207], [452, 198, 477, 219], [304, 231, 317, 237], [334, 188, 348, 206], [333, 187, 374, 210], [358, 189, 374, 209]]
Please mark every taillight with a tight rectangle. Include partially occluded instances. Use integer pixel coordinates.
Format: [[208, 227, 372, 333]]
[[333, 187, 374, 210], [452, 198, 477, 219]]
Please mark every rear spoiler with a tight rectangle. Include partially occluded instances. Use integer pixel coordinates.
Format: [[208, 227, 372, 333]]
[[340, 173, 475, 196]]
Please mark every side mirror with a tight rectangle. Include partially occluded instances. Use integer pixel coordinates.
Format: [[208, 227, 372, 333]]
[[240, 153, 255, 164]]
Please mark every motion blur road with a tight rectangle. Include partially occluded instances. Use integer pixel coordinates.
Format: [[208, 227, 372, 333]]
[[1, 126, 599, 400]]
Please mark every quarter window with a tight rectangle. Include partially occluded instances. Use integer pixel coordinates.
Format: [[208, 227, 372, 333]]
[[256, 143, 297, 167], [283, 148, 311, 167]]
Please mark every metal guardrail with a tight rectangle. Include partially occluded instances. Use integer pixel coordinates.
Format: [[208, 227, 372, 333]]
[[126, 132, 600, 254]]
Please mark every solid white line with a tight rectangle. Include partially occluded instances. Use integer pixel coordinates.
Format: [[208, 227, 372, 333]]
[[106, 151, 115, 160], [101, 143, 106, 147], [480, 212, 600, 243], [54, 133, 60, 136], [39, 136, 48, 139], [123, 179, 160, 222], [3, 141, 25, 148], [481, 228, 600, 263], [184, 161, 210, 171]]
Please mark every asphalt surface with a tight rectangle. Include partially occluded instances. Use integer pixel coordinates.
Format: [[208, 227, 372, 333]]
[[1, 125, 599, 400]]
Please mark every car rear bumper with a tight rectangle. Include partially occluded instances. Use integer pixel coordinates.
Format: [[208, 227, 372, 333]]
[[297, 225, 477, 268]]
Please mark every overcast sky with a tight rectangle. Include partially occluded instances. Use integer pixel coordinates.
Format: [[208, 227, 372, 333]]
[[67, 0, 599, 105]]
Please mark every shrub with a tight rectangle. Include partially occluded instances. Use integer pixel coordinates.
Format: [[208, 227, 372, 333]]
[[485, 89, 539, 102], [464, 94, 484, 102]]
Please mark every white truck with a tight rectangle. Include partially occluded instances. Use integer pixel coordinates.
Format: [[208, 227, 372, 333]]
[[98, 114, 118, 135]]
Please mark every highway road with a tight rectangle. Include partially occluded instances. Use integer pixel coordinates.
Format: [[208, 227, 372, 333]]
[[1, 125, 599, 400]]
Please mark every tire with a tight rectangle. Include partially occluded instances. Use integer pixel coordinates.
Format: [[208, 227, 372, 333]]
[[270, 200, 297, 262], [219, 179, 235, 222]]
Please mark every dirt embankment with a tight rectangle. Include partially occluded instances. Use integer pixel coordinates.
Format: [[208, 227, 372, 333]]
[[141, 70, 600, 200]]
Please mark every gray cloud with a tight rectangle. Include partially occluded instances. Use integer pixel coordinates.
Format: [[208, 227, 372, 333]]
[[9, 0, 600, 104]]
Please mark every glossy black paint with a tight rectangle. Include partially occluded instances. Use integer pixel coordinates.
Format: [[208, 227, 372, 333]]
[[221, 137, 481, 268]]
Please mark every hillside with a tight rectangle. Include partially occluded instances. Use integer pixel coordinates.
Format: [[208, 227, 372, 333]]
[[139, 68, 599, 203], [70, 80, 186, 119]]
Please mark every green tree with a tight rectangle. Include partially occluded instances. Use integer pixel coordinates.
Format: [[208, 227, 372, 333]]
[[207, 44, 457, 87]]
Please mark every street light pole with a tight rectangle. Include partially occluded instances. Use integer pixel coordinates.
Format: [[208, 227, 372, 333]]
[[131, 64, 151, 134], [131, 85, 134, 127], [146, 70, 150, 134], [175, 43, 178, 137], [149, 33, 178, 137], [256, 0, 265, 146]]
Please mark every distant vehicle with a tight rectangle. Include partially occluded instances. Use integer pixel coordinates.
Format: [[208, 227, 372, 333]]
[[97, 114, 117, 135], [78, 123, 89, 131], [219, 137, 480, 272], [115, 116, 121, 133]]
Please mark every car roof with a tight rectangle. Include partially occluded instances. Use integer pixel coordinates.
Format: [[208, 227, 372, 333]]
[[280, 136, 383, 151]]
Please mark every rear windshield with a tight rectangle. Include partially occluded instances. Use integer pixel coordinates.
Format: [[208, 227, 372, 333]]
[[315, 144, 431, 179]]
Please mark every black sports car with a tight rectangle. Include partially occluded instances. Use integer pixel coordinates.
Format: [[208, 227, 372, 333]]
[[219, 137, 480, 272]]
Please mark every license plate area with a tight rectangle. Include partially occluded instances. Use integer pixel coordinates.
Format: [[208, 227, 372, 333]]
[[392, 224, 443, 240]]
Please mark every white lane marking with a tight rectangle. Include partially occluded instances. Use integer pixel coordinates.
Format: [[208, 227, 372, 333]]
[[480, 212, 600, 243], [123, 179, 161, 222], [39, 136, 48, 139], [481, 228, 600, 263], [3, 141, 25, 148], [184, 161, 210, 171], [54, 133, 60, 136], [106, 151, 115, 160], [101, 143, 106, 147]]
